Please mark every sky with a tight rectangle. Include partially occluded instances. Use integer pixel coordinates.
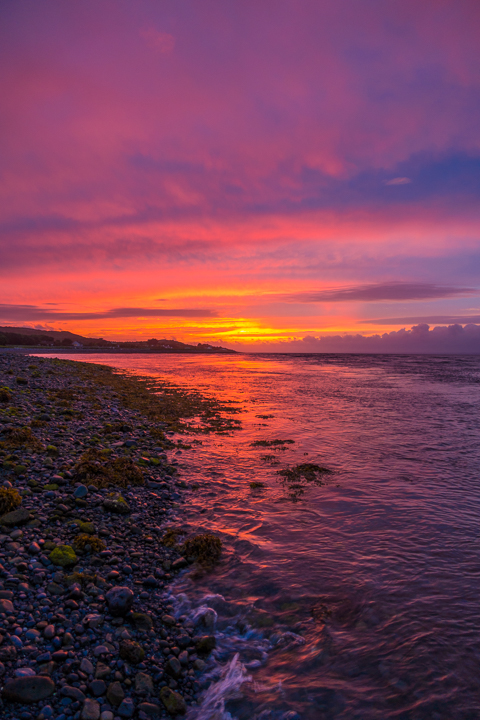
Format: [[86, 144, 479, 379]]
[[1, 0, 480, 352]]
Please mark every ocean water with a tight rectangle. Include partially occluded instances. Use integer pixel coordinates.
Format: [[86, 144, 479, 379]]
[[40, 353, 480, 720]]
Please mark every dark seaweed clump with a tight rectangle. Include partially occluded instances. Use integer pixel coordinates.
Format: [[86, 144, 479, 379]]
[[0, 387, 12, 403], [278, 463, 332, 501], [0, 487, 22, 515], [74, 449, 144, 488], [1, 426, 44, 451], [182, 533, 222, 566], [251, 439, 295, 448], [73, 534, 106, 553]]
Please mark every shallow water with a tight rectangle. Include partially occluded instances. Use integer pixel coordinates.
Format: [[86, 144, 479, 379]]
[[38, 353, 480, 719]]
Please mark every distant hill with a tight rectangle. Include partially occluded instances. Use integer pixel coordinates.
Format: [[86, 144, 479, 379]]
[[0, 326, 236, 353]]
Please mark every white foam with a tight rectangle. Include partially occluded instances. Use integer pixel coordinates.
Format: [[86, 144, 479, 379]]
[[187, 653, 251, 720]]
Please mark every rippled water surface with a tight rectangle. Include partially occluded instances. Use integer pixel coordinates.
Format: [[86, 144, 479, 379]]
[[49, 353, 480, 719]]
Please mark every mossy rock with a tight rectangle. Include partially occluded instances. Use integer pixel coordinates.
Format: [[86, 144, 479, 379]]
[[103, 493, 130, 514], [49, 545, 78, 567], [46, 445, 59, 457], [78, 521, 95, 534], [13, 464, 28, 476], [159, 686, 187, 716], [44, 484, 59, 491], [131, 612, 153, 631]]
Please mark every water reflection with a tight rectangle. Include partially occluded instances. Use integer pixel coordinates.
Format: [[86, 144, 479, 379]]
[[38, 353, 480, 719]]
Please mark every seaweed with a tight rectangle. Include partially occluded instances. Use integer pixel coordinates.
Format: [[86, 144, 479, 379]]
[[260, 454, 280, 465], [73, 534, 106, 553], [2, 426, 43, 451], [0, 387, 12, 403], [251, 439, 295, 448], [0, 487, 22, 515], [73, 449, 144, 488], [277, 463, 332, 501], [181, 533, 222, 566], [250, 482, 266, 489], [161, 528, 184, 547], [51, 359, 243, 436]]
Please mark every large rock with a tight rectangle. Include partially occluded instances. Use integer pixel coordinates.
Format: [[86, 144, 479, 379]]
[[82, 698, 101, 720], [2, 675, 55, 703], [0, 507, 30, 527], [0, 598, 14, 613], [106, 681, 125, 706], [103, 495, 130, 514], [165, 657, 182, 678], [131, 612, 153, 631], [49, 545, 78, 567], [119, 640, 145, 665], [137, 703, 161, 718], [159, 687, 187, 715], [195, 635, 216, 655], [134, 672, 153, 695], [106, 586, 134, 616]]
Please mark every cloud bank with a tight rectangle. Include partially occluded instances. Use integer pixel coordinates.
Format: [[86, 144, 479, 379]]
[[240, 324, 480, 354]]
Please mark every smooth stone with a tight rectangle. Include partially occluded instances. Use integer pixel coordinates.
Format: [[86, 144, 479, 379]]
[[134, 672, 153, 695], [80, 658, 95, 675], [100, 713, 114, 720], [159, 687, 187, 716], [105, 586, 134, 616], [14, 668, 36, 677], [89, 679, 107, 697], [106, 681, 125, 706], [81, 698, 101, 720], [61, 685, 86, 701], [0, 508, 31, 526], [137, 703, 161, 718], [0, 598, 14, 613], [165, 657, 182, 678], [117, 698, 135, 718], [74, 485, 88, 499], [2, 675, 55, 703]]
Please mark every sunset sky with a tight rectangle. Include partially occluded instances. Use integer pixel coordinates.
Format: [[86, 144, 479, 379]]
[[1, 0, 480, 350]]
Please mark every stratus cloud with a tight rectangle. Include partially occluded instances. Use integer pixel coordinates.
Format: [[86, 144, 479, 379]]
[[0, 305, 216, 321], [362, 314, 480, 325], [280, 282, 476, 303]]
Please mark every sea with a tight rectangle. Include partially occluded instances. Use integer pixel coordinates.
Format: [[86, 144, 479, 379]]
[[37, 353, 480, 720]]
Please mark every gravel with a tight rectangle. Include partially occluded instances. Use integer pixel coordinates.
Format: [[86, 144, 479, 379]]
[[0, 353, 211, 719]]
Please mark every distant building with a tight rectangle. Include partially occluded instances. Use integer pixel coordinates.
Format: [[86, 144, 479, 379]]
[[72, 341, 83, 348]]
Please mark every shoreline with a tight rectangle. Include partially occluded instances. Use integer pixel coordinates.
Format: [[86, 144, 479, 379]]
[[0, 353, 225, 719]]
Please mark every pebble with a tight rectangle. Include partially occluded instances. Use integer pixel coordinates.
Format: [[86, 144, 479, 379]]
[[81, 698, 101, 720]]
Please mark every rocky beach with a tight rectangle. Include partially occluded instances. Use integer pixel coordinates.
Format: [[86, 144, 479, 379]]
[[0, 352, 231, 720]]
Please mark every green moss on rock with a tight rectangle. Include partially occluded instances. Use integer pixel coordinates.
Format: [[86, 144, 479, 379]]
[[49, 545, 78, 567]]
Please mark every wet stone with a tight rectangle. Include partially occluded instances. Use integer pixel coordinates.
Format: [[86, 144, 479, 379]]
[[2, 675, 55, 703], [159, 687, 187, 716], [106, 586, 134, 616], [82, 698, 101, 720], [134, 671, 154, 695], [106, 681, 125, 706]]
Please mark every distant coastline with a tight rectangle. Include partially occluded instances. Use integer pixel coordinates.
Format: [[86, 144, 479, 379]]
[[0, 326, 237, 354]]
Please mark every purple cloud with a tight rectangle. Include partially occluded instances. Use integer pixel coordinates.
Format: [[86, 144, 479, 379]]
[[0, 305, 216, 321], [281, 283, 476, 303]]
